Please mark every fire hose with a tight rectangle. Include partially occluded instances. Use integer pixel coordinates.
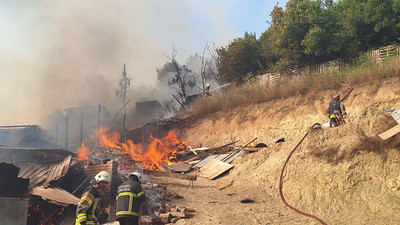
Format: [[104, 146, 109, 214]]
[[278, 124, 327, 225], [278, 84, 353, 224]]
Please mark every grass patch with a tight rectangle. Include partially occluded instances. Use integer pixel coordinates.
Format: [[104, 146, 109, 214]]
[[190, 56, 400, 118]]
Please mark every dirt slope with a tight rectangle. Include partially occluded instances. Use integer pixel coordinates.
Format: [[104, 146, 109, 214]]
[[159, 78, 400, 225]]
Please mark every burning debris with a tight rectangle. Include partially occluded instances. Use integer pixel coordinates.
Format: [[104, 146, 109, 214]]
[[0, 121, 251, 225], [76, 127, 187, 170]]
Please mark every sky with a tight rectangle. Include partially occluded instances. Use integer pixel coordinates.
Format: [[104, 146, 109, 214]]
[[0, 0, 288, 127]]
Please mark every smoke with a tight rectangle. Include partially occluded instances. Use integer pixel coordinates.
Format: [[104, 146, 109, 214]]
[[0, 0, 262, 128]]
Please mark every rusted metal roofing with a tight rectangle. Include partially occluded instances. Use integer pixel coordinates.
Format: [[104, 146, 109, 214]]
[[31, 186, 80, 206], [45, 155, 71, 185], [18, 156, 72, 189], [0, 146, 74, 155], [18, 163, 48, 189]]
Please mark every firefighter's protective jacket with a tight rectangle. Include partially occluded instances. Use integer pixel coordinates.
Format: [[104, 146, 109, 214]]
[[203, 86, 211, 98], [116, 177, 145, 220], [75, 180, 101, 225], [328, 98, 346, 118]]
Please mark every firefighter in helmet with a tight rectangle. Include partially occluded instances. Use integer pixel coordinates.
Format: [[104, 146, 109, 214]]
[[203, 83, 211, 98], [327, 93, 347, 127], [116, 172, 146, 225], [76, 171, 110, 225]]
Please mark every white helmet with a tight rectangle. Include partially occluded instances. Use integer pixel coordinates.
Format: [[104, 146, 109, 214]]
[[206, 83, 210, 88], [95, 171, 111, 183], [129, 172, 142, 181]]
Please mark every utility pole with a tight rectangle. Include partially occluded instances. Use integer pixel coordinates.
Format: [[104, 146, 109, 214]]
[[116, 63, 131, 143]]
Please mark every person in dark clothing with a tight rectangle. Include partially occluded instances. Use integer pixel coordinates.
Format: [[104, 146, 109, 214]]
[[327, 93, 347, 127], [76, 171, 110, 225], [116, 172, 146, 225]]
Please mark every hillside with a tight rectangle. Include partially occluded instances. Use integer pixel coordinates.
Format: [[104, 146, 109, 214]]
[[156, 77, 400, 225]]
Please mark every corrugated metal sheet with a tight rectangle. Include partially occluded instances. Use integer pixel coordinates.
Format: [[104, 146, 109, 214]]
[[222, 152, 241, 164], [193, 152, 241, 168], [18, 155, 72, 189], [31, 186, 80, 206], [391, 107, 400, 124], [193, 154, 230, 168], [45, 155, 71, 185], [18, 163, 48, 189]]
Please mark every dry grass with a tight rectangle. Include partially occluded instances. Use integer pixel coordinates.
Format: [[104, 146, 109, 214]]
[[190, 56, 400, 118]]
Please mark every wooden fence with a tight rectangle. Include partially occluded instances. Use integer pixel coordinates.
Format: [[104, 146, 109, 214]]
[[257, 44, 400, 85]]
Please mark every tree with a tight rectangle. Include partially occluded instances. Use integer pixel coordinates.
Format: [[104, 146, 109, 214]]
[[115, 64, 131, 143], [334, 0, 400, 55], [301, 0, 343, 62], [158, 47, 196, 104], [186, 43, 217, 91], [218, 32, 263, 83]]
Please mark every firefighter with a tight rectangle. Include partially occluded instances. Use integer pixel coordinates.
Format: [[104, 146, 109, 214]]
[[116, 172, 146, 225], [327, 93, 347, 127], [76, 171, 110, 225], [203, 83, 211, 98]]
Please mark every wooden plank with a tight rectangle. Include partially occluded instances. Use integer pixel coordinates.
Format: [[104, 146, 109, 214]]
[[199, 158, 234, 180], [170, 211, 187, 218], [144, 169, 197, 181], [160, 213, 172, 223], [169, 163, 192, 173], [378, 124, 400, 140]]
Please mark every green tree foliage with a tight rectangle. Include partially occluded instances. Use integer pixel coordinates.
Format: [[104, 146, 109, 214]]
[[218, 32, 263, 83], [260, 0, 399, 74], [334, 0, 400, 54], [301, 0, 343, 61], [279, 0, 316, 68], [159, 0, 400, 86]]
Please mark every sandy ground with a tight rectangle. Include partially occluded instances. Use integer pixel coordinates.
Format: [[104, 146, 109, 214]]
[[154, 175, 316, 225]]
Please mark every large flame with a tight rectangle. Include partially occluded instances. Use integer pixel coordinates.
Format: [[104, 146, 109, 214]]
[[76, 142, 90, 161], [76, 127, 187, 170]]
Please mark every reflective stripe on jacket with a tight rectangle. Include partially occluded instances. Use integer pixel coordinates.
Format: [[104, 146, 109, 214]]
[[116, 178, 145, 219], [76, 182, 101, 224]]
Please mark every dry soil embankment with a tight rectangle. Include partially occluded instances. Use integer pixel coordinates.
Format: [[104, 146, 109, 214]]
[[159, 78, 400, 225]]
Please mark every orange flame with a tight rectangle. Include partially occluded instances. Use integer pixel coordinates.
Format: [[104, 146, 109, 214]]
[[76, 142, 90, 161], [95, 127, 186, 170]]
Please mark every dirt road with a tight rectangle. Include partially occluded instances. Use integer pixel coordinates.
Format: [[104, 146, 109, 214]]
[[154, 173, 318, 225]]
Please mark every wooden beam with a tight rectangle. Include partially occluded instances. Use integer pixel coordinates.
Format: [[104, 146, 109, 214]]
[[378, 124, 400, 140], [143, 169, 197, 181]]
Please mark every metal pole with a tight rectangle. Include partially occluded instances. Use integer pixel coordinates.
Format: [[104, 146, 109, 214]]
[[123, 114, 126, 143], [123, 64, 127, 143], [80, 111, 83, 144], [97, 104, 101, 147], [55, 123, 58, 146], [172, 94, 185, 109], [98, 104, 101, 130], [65, 114, 68, 150]]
